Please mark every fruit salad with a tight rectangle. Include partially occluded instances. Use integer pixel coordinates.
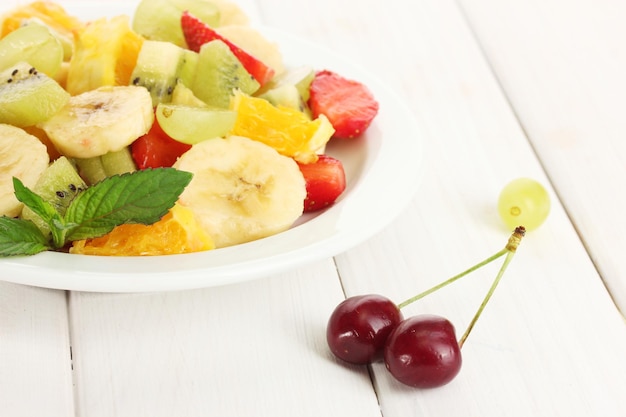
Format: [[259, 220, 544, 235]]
[[0, 0, 379, 257]]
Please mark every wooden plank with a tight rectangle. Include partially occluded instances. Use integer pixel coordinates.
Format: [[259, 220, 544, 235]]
[[257, 0, 626, 415], [0, 283, 74, 417], [457, 0, 626, 312], [69, 262, 383, 417]]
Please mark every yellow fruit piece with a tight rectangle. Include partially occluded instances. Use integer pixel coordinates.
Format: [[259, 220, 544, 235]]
[[0, 1, 84, 40], [229, 91, 334, 163], [66, 15, 144, 95], [70, 204, 215, 256]]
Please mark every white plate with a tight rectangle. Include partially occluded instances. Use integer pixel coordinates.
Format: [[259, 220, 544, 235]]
[[0, 1, 423, 292]]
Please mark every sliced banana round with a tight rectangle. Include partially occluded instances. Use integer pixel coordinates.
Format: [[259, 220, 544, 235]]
[[0, 124, 49, 217], [38, 85, 154, 159], [173, 135, 306, 248]]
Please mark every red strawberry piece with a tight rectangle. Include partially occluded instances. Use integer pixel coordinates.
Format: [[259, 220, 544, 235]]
[[181, 11, 275, 86], [308, 70, 379, 139], [297, 155, 346, 212], [131, 117, 191, 169]]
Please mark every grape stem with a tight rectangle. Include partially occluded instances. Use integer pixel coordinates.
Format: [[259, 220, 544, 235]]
[[458, 226, 525, 348], [396, 251, 506, 309], [396, 227, 525, 310], [396, 226, 526, 348]]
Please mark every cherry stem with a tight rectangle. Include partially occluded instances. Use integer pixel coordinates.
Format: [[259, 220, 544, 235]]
[[396, 249, 508, 310], [458, 226, 525, 348]]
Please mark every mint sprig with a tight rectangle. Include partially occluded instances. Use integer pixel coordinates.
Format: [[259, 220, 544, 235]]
[[0, 168, 193, 257], [0, 216, 51, 256]]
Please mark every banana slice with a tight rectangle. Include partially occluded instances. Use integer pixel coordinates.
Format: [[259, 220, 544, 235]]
[[0, 124, 49, 217], [39, 85, 154, 159], [173, 135, 306, 248]]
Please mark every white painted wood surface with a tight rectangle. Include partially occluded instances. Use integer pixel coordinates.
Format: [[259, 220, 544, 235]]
[[68, 262, 383, 417], [456, 0, 626, 312], [1, 0, 625, 416], [0, 282, 74, 417]]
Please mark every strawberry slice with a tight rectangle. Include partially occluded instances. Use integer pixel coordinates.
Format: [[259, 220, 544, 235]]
[[297, 155, 346, 212], [308, 70, 379, 139], [181, 11, 275, 86], [131, 117, 191, 169]]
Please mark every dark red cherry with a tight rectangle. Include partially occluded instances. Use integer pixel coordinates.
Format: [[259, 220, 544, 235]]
[[327, 294, 403, 364], [384, 314, 462, 388]]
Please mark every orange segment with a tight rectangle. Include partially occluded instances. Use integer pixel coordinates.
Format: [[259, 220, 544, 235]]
[[66, 15, 144, 95], [70, 204, 215, 256], [229, 90, 334, 163], [1, 1, 84, 39]]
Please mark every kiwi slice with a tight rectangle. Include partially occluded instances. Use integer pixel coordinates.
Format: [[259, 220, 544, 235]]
[[131, 40, 192, 106], [259, 84, 309, 113], [177, 49, 199, 88], [73, 157, 106, 187], [191, 40, 260, 109], [171, 82, 208, 107], [132, 0, 220, 47], [100, 148, 137, 177], [259, 66, 315, 98], [21, 156, 87, 236], [0, 62, 70, 127], [74, 147, 137, 185], [256, 66, 315, 114]]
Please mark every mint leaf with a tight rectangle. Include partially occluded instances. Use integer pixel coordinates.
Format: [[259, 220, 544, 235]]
[[0, 216, 50, 256], [0, 168, 192, 257], [13, 177, 63, 224], [64, 168, 192, 241], [13, 177, 67, 248]]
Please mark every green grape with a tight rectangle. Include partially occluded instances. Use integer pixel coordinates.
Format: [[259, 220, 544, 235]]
[[497, 178, 550, 231]]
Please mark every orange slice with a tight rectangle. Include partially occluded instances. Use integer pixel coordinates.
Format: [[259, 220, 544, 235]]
[[70, 203, 214, 256], [1, 1, 84, 39], [229, 90, 334, 163]]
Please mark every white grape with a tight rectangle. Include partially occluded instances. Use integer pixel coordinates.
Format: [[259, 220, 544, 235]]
[[497, 178, 550, 231]]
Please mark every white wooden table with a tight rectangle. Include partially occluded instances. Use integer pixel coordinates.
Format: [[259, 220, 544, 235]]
[[2, 0, 626, 416]]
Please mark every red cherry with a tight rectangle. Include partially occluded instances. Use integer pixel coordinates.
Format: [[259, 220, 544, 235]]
[[327, 294, 403, 364], [384, 314, 462, 388]]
